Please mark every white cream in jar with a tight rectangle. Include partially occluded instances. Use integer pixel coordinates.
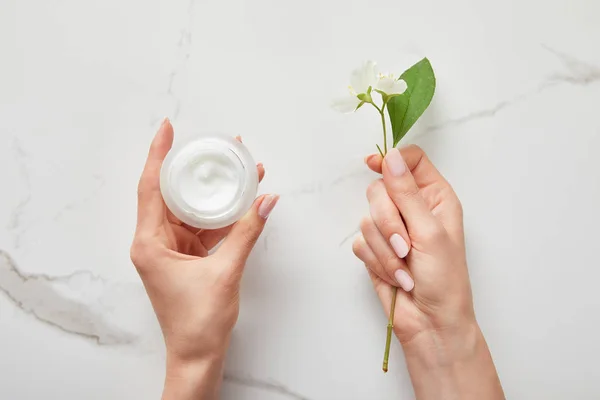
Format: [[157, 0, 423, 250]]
[[160, 135, 258, 229]]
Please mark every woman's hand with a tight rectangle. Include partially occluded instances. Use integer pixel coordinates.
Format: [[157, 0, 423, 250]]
[[130, 119, 279, 400], [354, 146, 504, 399]]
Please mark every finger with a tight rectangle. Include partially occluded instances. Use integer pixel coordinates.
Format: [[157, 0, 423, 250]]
[[353, 236, 413, 323], [365, 153, 383, 174], [400, 145, 463, 236], [353, 234, 391, 287], [359, 216, 414, 292], [367, 179, 411, 259], [136, 118, 174, 232], [382, 148, 443, 241], [217, 194, 279, 266], [257, 163, 265, 181]]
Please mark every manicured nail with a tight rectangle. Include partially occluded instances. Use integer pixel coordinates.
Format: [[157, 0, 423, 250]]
[[161, 117, 170, 126], [395, 269, 414, 292], [258, 195, 279, 219], [390, 233, 409, 258], [257, 162, 264, 168], [385, 148, 406, 176], [364, 154, 377, 164]]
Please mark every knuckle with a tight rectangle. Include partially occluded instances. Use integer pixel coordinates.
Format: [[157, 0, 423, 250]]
[[419, 224, 447, 243], [129, 238, 150, 269], [406, 144, 423, 152], [359, 216, 374, 234], [130, 235, 166, 273], [396, 183, 420, 198], [382, 253, 402, 272], [377, 216, 396, 233], [352, 237, 366, 258], [440, 187, 464, 220], [366, 179, 384, 200], [453, 198, 464, 218], [403, 144, 424, 158]]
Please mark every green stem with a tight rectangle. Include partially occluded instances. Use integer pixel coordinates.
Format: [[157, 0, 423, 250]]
[[379, 105, 388, 154], [370, 101, 389, 156], [382, 287, 398, 373], [369, 100, 397, 372]]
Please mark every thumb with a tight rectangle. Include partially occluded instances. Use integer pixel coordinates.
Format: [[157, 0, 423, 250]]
[[217, 194, 279, 265]]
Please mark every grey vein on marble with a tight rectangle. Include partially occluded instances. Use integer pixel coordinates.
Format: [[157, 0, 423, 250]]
[[0, 249, 312, 398], [424, 45, 600, 135], [543, 45, 600, 86], [335, 46, 600, 247], [0, 250, 139, 345], [339, 227, 360, 247]]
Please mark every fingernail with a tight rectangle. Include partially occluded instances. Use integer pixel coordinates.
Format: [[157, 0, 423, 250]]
[[385, 148, 406, 176], [395, 269, 415, 292], [364, 154, 376, 164], [257, 162, 264, 168], [390, 234, 409, 258], [161, 117, 170, 127], [258, 194, 279, 219]]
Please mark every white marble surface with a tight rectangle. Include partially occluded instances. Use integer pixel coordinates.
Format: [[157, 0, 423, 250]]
[[1, 0, 600, 398]]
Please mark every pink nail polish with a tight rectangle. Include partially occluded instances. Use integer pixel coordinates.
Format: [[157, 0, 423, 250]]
[[390, 234, 409, 258], [384, 148, 406, 176], [395, 269, 414, 292], [258, 195, 279, 219]]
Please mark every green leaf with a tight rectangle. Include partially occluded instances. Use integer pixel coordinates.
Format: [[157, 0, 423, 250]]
[[387, 58, 436, 146]]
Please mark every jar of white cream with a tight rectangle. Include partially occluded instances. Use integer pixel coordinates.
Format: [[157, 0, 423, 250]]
[[160, 135, 259, 230]]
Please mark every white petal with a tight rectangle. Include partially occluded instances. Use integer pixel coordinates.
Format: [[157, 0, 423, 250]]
[[350, 60, 378, 94], [391, 79, 407, 95], [375, 76, 394, 93], [331, 95, 361, 113], [376, 76, 407, 95]]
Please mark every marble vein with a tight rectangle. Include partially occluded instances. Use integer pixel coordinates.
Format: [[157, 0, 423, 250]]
[[424, 45, 600, 135], [0, 250, 138, 345], [424, 94, 530, 134], [542, 45, 600, 86], [339, 227, 360, 247], [337, 47, 600, 245], [0, 251, 312, 397], [224, 373, 311, 400]]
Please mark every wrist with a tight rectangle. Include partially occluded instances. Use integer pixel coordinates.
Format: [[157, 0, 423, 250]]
[[401, 320, 482, 368], [401, 322, 504, 400], [162, 352, 226, 400]]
